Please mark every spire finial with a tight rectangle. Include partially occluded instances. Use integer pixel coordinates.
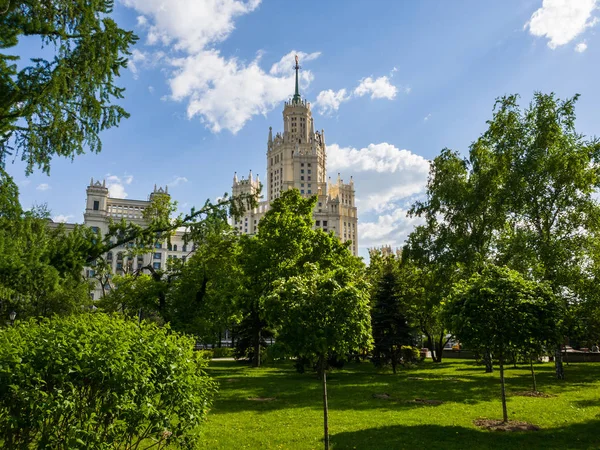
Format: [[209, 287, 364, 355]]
[[293, 54, 301, 104]]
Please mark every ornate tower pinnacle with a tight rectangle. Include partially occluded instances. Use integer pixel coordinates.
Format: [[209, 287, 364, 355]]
[[292, 54, 301, 104]]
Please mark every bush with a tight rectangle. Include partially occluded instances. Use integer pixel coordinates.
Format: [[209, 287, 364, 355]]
[[212, 347, 234, 358], [401, 345, 420, 364], [0, 313, 216, 449]]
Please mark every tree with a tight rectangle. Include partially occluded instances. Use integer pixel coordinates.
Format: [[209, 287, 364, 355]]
[[0, 169, 95, 320], [368, 249, 413, 373], [235, 189, 360, 367], [0, 313, 216, 448], [445, 265, 561, 422], [269, 265, 372, 450], [1, 0, 137, 174]]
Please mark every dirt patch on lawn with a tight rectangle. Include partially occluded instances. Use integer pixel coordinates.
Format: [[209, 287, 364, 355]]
[[407, 377, 425, 380], [474, 419, 540, 432], [372, 393, 393, 400], [225, 378, 239, 383], [512, 391, 555, 398], [412, 398, 444, 405], [248, 397, 276, 402]]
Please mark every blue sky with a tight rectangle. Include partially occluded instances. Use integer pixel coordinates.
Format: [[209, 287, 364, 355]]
[[9, 0, 600, 259]]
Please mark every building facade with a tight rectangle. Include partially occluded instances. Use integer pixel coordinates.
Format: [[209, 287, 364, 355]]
[[55, 179, 194, 299], [231, 56, 359, 255]]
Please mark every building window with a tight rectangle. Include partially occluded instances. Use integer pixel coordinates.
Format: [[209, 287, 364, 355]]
[[308, 176, 311, 181], [153, 262, 161, 270], [308, 169, 311, 174], [137, 255, 143, 262], [301, 183, 304, 187], [182, 256, 187, 263], [168, 243, 173, 251], [316, 220, 320, 226], [155, 242, 162, 249], [323, 228, 327, 232], [107, 252, 113, 261], [173, 244, 178, 251], [323, 221, 328, 227], [308, 190, 312, 194], [301, 176, 304, 180], [308, 163, 311, 167], [93, 200, 99, 211], [301, 190, 305, 194], [117, 252, 123, 261], [301, 163, 304, 167], [183, 245, 187, 252], [116, 262, 123, 270], [301, 169, 304, 173], [154, 252, 161, 260]]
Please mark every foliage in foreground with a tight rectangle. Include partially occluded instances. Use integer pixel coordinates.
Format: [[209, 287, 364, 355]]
[[0, 313, 216, 449]]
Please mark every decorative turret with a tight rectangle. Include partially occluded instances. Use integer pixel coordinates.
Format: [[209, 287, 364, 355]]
[[268, 126, 273, 145], [233, 172, 238, 183]]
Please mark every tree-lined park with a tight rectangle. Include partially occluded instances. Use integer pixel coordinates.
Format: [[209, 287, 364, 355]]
[[2, 1, 600, 449]]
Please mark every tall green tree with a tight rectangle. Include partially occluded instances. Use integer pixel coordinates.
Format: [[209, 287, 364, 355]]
[[236, 189, 360, 367], [368, 249, 413, 373], [445, 265, 561, 423], [1, 0, 137, 174], [269, 264, 372, 450]]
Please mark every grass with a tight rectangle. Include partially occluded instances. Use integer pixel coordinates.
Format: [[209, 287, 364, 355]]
[[197, 358, 600, 449]]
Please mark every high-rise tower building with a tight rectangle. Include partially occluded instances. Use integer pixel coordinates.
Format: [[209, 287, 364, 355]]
[[232, 56, 359, 255]]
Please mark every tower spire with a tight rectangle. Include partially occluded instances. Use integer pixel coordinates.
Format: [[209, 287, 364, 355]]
[[293, 54, 301, 104]]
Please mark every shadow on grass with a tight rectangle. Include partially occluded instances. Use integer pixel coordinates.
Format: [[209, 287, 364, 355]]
[[204, 359, 600, 415], [330, 420, 600, 450]]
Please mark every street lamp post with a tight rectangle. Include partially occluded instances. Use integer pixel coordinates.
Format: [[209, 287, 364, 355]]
[[9, 311, 16, 326]]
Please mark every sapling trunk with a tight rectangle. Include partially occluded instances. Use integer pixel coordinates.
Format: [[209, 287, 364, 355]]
[[530, 357, 537, 392], [499, 357, 508, 423], [484, 351, 493, 373], [554, 346, 564, 380], [253, 328, 261, 368], [321, 357, 330, 450]]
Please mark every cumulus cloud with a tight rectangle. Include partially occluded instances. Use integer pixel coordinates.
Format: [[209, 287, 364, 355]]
[[354, 76, 398, 100], [36, 183, 50, 191], [315, 89, 351, 115], [424, 113, 432, 122], [170, 50, 318, 133], [359, 208, 424, 249], [575, 41, 588, 52], [121, 0, 322, 133], [169, 176, 188, 187], [106, 174, 133, 198], [526, 0, 598, 49], [53, 214, 74, 223], [327, 142, 429, 251]]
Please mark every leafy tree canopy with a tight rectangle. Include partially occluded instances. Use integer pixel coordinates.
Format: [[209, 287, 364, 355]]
[[1, 0, 137, 174]]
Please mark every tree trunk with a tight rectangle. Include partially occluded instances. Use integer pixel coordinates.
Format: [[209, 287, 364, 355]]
[[391, 351, 397, 374], [530, 357, 537, 392], [321, 357, 329, 450], [554, 346, 564, 380], [484, 351, 493, 373], [218, 330, 222, 348], [253, 328, 261, 368], [499, 357, 508, 423]]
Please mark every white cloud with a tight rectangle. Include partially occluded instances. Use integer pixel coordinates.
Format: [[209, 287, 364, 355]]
[[327, 142, 429, 251], [424, 114, 431, 122], [128, 48, 147, 79], [269, 50, 321, 76], [359, 208, 424, 249], [170, 50, 317, 133], [53, 214, 74, 223], [575, 41, 588, 52], [526, 0, 598, 49], [354, 76, 398, 100], [17, 179, 31, 188], [121, 0, 322, 133], [148, 85, 155, 94], [169, 176, 188, 187], [106, 174, 133, 198], [121, 0, 261, 52], [36, 183, 50, 191], [315, 88, 351, 115]]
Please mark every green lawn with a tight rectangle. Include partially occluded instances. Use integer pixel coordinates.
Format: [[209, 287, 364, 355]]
[[198, 359, 600, 450]]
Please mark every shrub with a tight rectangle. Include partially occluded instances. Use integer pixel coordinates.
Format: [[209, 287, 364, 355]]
[[401, 345, 420, 364], [212, 347, 234, 358], [0, 313, 216, 449]]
